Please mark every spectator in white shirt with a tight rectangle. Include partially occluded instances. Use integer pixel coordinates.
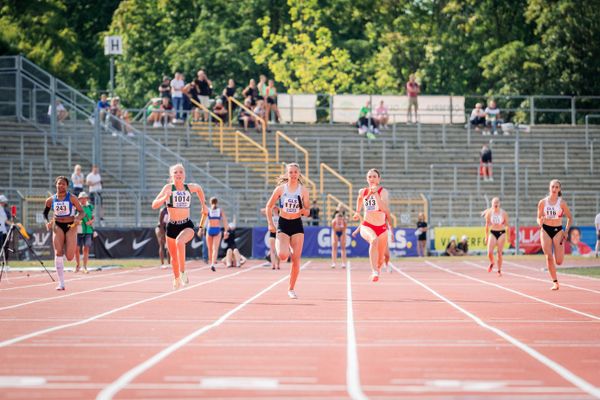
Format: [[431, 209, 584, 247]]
[[86, 165, 103, 222], [170, 72, 185, 122], [484, 100, 502, 135], [470, 103, 486, 132], [375, 100, 390, 129], [71, 164, 85, 197], [48, 99, 69, 125]]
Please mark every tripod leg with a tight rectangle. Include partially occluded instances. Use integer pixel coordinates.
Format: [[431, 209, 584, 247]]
[[15, 226, 55, 282]]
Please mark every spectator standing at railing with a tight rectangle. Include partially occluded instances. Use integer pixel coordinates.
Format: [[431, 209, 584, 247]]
[[222, 78, 237, 104], [406, 74, 420, 124], [183, 82, 201, 122], [71, 164, 85, 197], [97, 94, 110, 123], [170, 72, 185, 123], [469, 102, 486, 132], [86, 165, 103, 224], [485, 100, 502, 135], [194, 70, 213, 121], [242, 79, 259, 106], [265, 79, 281, 123], [480, 144, 493, 182], [375, 100, 389, 129], [257, 74, 267, 100], [158, 76, 171, 99]]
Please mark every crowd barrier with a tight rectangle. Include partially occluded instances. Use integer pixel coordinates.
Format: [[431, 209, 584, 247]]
[[12, 225, 598, 261]]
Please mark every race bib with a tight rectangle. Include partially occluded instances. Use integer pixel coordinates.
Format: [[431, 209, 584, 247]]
[[172, 191, 191, 208], [282, 197, 299, 213], [364, 195, 378, 212], [491, 215, 503, 225], [53, 201, 71, 217]]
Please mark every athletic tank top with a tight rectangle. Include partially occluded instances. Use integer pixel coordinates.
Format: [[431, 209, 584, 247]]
[[280, 183, 302, 214], [362, 187, 383, 213], [208, 207, 222, 220], [167, 184, 191, 208], [334, 219, 345, 230], [52, 193, 75, 217], [490, 209, 504, 225], [544, 197, 563, 220]]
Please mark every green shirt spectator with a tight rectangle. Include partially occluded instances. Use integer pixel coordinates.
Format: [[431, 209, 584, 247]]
[[80, 203, 94, 234]]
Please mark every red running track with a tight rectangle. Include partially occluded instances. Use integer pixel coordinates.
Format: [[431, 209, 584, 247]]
[[0, 257, 599, 399]]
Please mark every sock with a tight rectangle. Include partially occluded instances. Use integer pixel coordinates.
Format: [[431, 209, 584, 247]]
[[55, 256, 65, 287]]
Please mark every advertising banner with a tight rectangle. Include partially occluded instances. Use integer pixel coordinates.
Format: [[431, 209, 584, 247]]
[[509, 225, 597, 255], [332, 95, 465, 124], [252, 226, 419, 258], [434, 227, 498, 252]]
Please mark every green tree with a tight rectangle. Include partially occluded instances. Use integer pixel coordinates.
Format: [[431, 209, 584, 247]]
[[251, 0, 355, 94]]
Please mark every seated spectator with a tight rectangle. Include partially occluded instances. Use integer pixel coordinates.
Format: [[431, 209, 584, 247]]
[[485, 100, 502, 135], [242, 79, 259, 106], [374, 100, 389, 129], [444, 235, 464, 256], [357, 100, 379, 136], [253, 99, 266, 132], [159, 97, 175, 127], [158, 76, 171, 98], [457, 235, 469, 255], [238, 97, 255, 131], [213, 98, 228, 122], [97, 94, 110, 122], [48, 99, 69, 125], [469, 102, 486, 132], [147, 98, 162, 127], [265, 79, 281, 123], [108, 97, 122, 132]]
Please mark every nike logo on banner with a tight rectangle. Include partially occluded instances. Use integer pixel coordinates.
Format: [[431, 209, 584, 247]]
[[132, 238, 152, 250], [191, 238, 203, 249], [105, 238, 123, 250]]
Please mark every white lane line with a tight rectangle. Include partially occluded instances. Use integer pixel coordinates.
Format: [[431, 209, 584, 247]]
[[425, 261, 600, 321], [96, 261, 311, 400], [391, 263, 600, 399], [345, 261, 369, 400], [0, 264, 165, 292], [465, 261, 600, 295], [506, 260, 600, 282], [0, 264, 263, 348], [0, 265, 209, 312]]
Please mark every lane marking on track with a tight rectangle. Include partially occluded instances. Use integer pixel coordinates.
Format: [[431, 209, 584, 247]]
[[0, 264, 167, 292], [0, 264, 264, 348], [506, 260, 600, 282], [425, 261, 600, 321], [96, 261, 311, 400], [0, 265, 210, 312], [345, 260, 369, 400], [465, 261, 600, 295], [391, 263, 600, 399]]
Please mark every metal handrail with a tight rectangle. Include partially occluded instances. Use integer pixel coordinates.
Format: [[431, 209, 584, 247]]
[[188, 96, 224, 153], [228, 96, 267, 148], [275, 130, 310, 179], [320, 162, 353, 207], [234, 130, 269, 183]]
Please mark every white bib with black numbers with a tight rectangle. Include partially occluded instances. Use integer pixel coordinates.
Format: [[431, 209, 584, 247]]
[[281, 183, 302, 214], [544, 197, 563, 220], [53, 201, 71, 217], [170, 185, 192, 209]]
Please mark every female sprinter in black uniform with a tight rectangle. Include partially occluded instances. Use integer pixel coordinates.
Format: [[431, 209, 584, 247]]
[[152, 164, 208, 290], [265, 163, 310, 299], [44, 176, 84, 290], [537, 179, 572, 290], [483, 197, 510, 276]]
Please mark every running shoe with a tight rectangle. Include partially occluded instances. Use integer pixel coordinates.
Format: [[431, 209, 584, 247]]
[[551, 281, 559, 291], [387, 263, 392, 273], [83, 268, 89, 274], [488, 263, 494, 273], [180, 271, 189, 285], [210, 264, 216, 272], [371, 271, 379, 282], [173, 277, 181, 290], [341, 263, 346, 269], [287, 290, 298, 299], [56, 285, 65, 291], [331, 263, 336, 269]]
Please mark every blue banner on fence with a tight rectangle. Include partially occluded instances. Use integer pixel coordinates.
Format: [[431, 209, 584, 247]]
[[252, 226, 418, 258]]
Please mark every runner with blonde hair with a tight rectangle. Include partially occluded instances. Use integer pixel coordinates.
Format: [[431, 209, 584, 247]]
[[152, 164, 208, 290], [483, 197, 510, 276], [265, 163, 310, 299]]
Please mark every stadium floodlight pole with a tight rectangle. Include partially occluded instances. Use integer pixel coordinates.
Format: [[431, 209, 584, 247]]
[[514, 126, 520, 254]]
